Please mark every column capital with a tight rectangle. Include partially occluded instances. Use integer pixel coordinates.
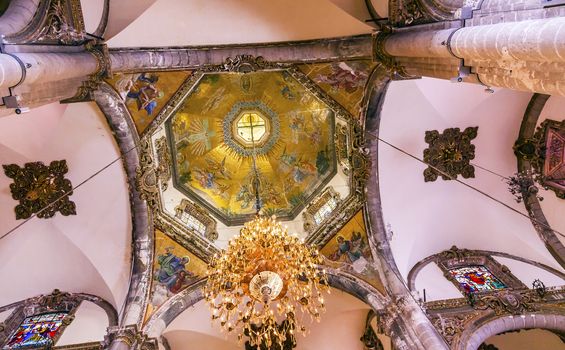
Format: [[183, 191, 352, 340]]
[[103, 325, 158, 350], [61, 43, 111, 104]]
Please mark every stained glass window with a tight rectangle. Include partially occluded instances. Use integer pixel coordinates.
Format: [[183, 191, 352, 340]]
[[178, 210, 207, 236], [448, 265, 506, 293], [236, 112, 266, 143], [313, 196, 338, 225], [3, 312, 67, 349]]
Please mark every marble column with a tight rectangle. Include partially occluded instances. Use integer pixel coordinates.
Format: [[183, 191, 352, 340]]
[[380, 16, 565, 96], [0, 52, 99, 113]]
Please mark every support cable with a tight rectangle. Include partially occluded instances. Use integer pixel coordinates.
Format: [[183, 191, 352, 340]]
[[372, 133, 565, 240]]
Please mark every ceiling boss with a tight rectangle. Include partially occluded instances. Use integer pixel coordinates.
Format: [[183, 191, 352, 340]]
[[203, 113, 330, 349]]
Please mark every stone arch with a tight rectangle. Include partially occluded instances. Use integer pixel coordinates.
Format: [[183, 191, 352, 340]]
[[406, 247, 565, 292], [0, 290, 118, 346], [143, 271, 387, 338], [94, 83, 154, 327], [0, 0, 41, 38], [515, 93, 565, 268], [455, 313, 565, 350]]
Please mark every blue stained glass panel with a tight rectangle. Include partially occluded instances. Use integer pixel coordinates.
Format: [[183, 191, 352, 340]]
[[448, 265, 506, 293], [3, 312, 67, 349]]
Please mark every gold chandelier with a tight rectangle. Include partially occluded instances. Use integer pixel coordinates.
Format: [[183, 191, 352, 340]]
[[203, 215, 330, 348]]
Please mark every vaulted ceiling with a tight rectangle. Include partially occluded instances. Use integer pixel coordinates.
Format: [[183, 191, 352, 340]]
[[1, 1, 564, 349]]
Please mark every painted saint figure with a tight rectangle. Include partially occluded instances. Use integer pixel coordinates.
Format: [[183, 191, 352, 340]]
[[155, 247, 194, 294], [329, 232, 373, 274]]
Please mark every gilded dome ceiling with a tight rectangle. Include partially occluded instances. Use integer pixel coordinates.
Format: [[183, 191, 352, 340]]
[[166, 70, 337, 225]]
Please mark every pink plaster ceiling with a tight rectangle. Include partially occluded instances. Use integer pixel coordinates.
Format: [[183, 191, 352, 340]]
[[107, 0, 373, 47], [0, 102, 131, 310], [378, 78, 564, 300]]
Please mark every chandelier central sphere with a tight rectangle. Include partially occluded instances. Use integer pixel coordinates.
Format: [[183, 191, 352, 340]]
[[203, 215, 330, 348]]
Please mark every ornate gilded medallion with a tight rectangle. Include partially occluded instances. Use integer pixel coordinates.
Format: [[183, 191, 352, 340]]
[[3, 160, 76, 219]]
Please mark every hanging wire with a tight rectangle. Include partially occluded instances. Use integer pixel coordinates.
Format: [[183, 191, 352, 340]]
[[2, 123, 564, 242], [373, 134, 565, 240], [248, 115, 262, 214], [0, 144, 139, 241]]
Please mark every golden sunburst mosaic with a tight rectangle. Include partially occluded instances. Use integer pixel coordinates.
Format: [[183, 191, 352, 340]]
[[167, 70, 337, 225]]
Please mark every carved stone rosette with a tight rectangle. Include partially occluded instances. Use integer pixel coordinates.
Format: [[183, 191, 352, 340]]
[[3, 160, 76, 220], [423, 127, 478, 182]]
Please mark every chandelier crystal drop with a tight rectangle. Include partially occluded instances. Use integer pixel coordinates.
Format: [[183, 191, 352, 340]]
[[203, 215, 330, 348]]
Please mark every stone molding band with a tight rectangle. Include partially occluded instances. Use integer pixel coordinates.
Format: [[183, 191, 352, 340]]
[[108, 34, 373, 73], [94, 83, 154, 327]]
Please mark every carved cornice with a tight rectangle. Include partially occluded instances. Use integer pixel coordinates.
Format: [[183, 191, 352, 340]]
[[425, 287, 565, 346], [472, 289, 540, 315], [5, 0, 87, 45], [372, 31, 412, 79], [61, 44, 111, 104]]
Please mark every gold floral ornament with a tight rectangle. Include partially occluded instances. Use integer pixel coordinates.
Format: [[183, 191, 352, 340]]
[[3, 160, 76, 220], [203, 215, 330, 348]]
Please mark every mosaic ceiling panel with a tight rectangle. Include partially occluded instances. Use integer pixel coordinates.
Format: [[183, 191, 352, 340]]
[[299, 60, 374, 119], [145, 229, 207, 322], [167, 70, 337, 225], [320, 210, 384, 294], [107, 71, 191, 134]]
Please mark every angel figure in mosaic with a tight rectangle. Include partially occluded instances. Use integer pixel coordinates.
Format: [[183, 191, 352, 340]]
[[193, 168, 230, 200], [236, 183, 254, 209], [186, 119, 216, 156], [119, 73, 165, 116], [292, 158, 316, 183], [201, 86, 226, 114], [288, 111, 305, 144], [314, 62, 369, 93]]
